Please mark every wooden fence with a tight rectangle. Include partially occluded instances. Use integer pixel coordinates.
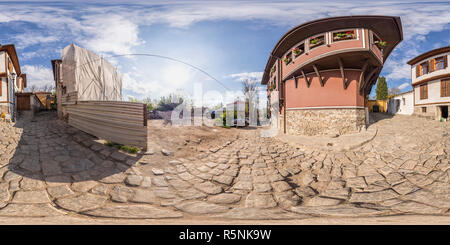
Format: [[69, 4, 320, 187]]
[[66, 101, 148, 148]]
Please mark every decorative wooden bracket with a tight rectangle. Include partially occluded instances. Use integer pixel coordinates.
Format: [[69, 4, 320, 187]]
[[300, 69, 312, 88], [337, 58, 346, 89], [359, 66, 378, 95], [358, 60, 369, 91], [313, 65, 324, 87]]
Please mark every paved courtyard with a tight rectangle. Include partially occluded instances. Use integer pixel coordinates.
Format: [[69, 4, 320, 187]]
[[0, 112, 449, 223]]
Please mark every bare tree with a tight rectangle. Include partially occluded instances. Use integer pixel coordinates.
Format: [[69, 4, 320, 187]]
[[388, 87, 401, 96], [241, 79, 260, 125], [241, 79, 258, 99]]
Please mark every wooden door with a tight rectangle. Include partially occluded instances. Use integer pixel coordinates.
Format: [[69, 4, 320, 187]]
[[17, 95, 30, 111]]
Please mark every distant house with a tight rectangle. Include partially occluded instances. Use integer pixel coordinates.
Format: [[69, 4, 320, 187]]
[[387, 91, 414, 115], [226, 100, 246, 111], [407, 46, 449, 120], [0, 44, 27, 120]]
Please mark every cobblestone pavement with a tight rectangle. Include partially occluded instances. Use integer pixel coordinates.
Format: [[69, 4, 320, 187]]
[[0, 112, 449, 221]]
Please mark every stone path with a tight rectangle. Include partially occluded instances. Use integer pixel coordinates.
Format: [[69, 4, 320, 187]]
[[0, 112, 449, 222]]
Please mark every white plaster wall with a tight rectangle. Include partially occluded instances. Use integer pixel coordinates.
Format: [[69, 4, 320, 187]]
[[392, 92, 414, 115], [411, 52, 450, 84], [0, 77, 6, 101], [0, 52, 5, 73], [415, 79, 450, 105]]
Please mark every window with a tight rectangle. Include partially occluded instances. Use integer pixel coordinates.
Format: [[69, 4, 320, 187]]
[[420, 83, 428, 100], [441, 79, 450, 97], [293, 43, 305, 58], [435, 56, 446, 71], [309, 35, 325, 49], [332, 30, 356, 42], [402, 98, 406, 105], [283, 52, 292, 65], [373, 33, 387, 49], [270, 65, 276, 77], [422, 107, 427, 113], [421, 62, 429, 75]]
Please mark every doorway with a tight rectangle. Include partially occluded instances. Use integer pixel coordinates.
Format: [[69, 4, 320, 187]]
[[440, 106, 448, 119]]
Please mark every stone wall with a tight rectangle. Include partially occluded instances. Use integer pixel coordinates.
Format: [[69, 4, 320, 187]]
[[414, 105, 449, 120], [414, 105, 438, 120], [285, 108, 366, 136]]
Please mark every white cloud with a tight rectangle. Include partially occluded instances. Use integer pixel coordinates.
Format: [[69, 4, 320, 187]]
[[228, 72, 263, 82], [2, 1, 449, 58], [77, 14, 143, 55], [21, 65, 54, 90], [397, 82, 410, 90], [2, 1, 450, 96]]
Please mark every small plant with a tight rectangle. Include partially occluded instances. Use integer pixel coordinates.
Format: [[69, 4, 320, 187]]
[[375, 40, 388, 47], [283, 56, 292, 64], [293, 47, 303, 56], [120, 145, 140, 154], [104, 140, 117, 147]]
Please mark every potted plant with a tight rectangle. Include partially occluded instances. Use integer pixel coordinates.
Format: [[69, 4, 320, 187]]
[[374, 40, 388, 49], [293, 47, 303, 57], [283, 56, 292, 64], [334, 31, 354, 41], [310, 37, 323, 48]]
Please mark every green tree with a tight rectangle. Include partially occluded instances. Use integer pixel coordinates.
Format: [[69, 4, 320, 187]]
[[375, 76, 388, 100]]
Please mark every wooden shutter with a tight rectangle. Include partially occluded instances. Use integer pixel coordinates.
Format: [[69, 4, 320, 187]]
[[420, 83, 428, 99], [442, 79, 450, 97], [430, 59, 436, 72], [8, 60, 13, 73], [416, 65, 420, 77], [445, 55, 448, 68]]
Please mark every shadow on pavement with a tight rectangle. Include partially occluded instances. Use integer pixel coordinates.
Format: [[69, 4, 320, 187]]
[[7, 111, 141, 183]]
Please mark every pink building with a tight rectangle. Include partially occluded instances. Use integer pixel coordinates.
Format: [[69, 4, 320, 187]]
[[261, 16, 403, 135]]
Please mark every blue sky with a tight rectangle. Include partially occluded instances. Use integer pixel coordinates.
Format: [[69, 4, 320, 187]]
[[1, 0, 450, 104]]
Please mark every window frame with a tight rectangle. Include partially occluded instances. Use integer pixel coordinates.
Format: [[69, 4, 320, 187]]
[[332, 29, 357, 43], [435, 56, 445, 71], [283, 51, 292, 65], [309, 34, 325, 50], [420, 61, 429, 75], [293, 43, 305, 58]]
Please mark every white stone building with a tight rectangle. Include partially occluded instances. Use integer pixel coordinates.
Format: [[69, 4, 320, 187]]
[[387, 91, 414, 115], [407, 46, 449, 120], [0, 44, 27, 121]]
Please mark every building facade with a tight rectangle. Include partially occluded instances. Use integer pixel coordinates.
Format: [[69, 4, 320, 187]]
[[387, 91, 414, 115], [0, 44, 26, 120], [407, 46, 450, 120], [261, 16, 403, 136]]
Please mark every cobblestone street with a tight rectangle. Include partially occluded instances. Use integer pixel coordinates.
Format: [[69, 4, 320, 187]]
[[0, 112, 449, 223]]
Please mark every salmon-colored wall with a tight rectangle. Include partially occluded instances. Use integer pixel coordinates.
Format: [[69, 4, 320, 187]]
[[284, 70, 365, 108], [370, 43, 383, 63], [282, 29, 365, 78]]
